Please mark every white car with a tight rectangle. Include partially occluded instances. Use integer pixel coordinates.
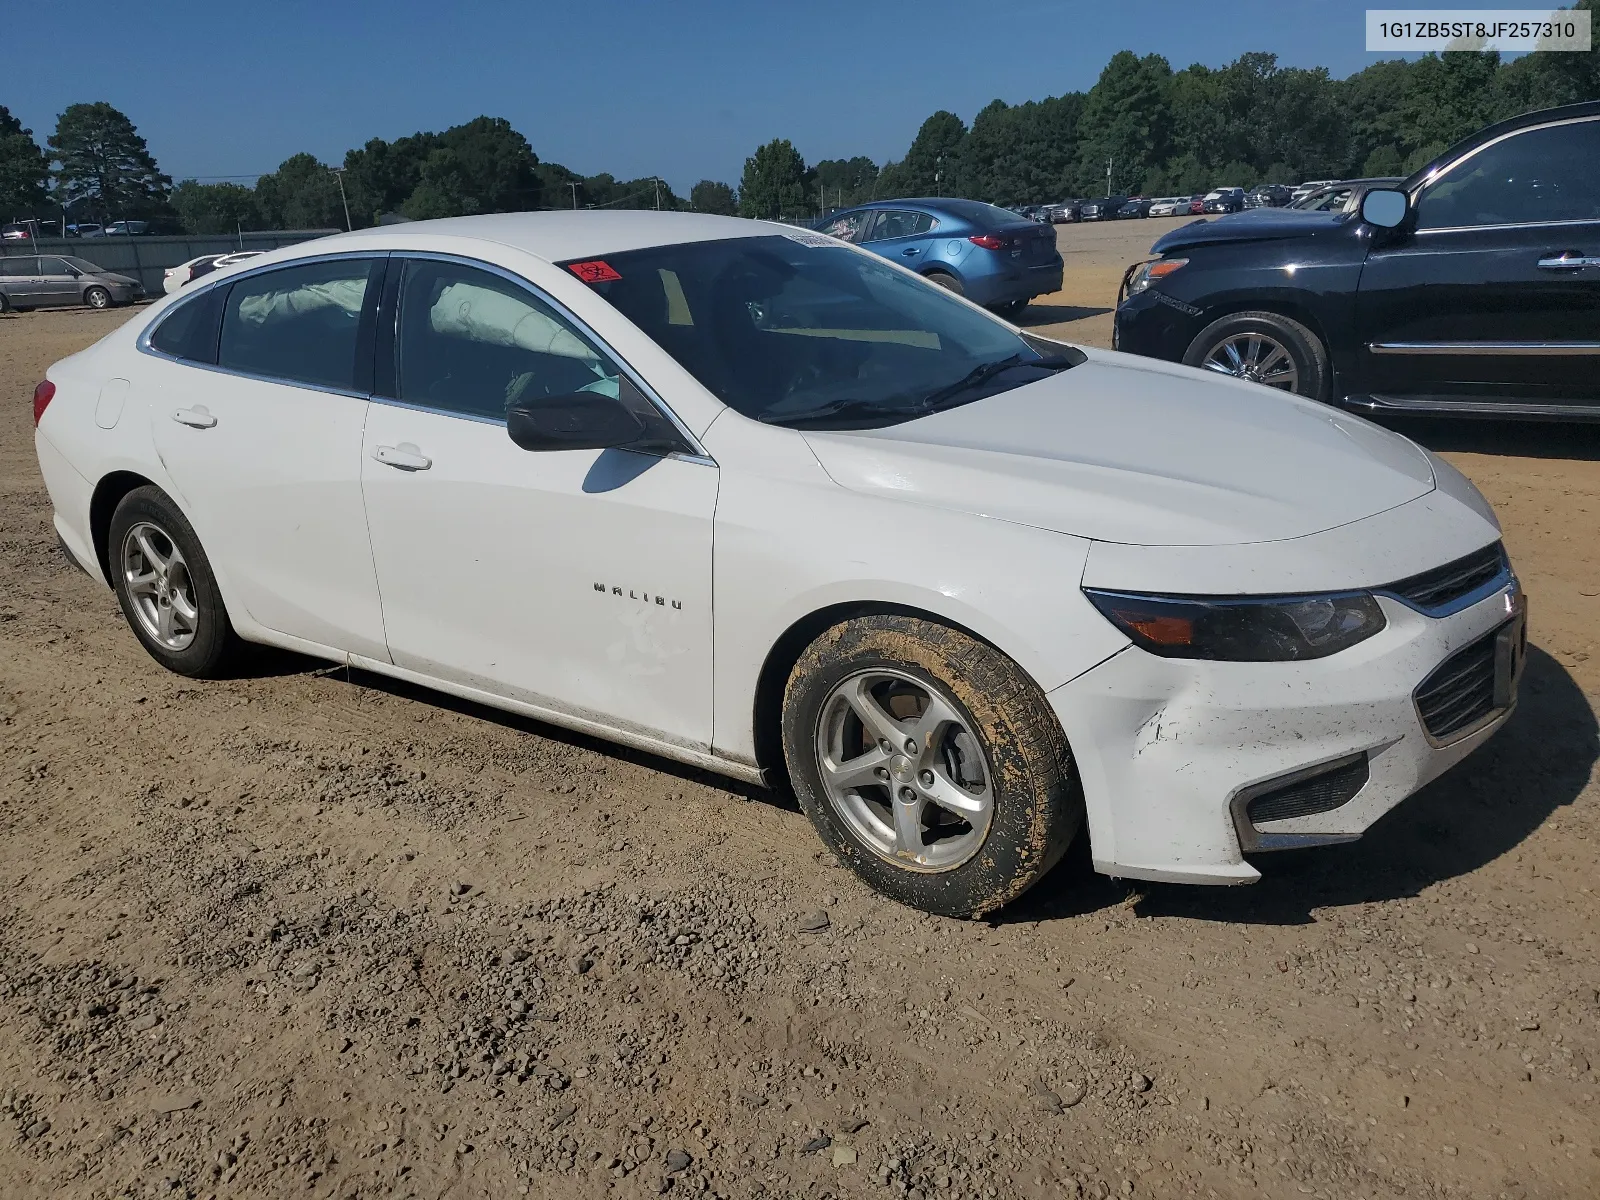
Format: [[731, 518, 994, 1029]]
[[31, 212, 1523, 916], [1145, 197, 1186, 217], [162, 250, 264, 294]]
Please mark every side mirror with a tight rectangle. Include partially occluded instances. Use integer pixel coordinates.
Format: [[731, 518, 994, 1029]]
[[507, 391, 645, 452], [1360, 188, 1408, 229]]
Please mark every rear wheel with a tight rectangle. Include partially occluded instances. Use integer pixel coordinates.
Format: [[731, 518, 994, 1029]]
[[1183, 310, 1328, 400], [994, 298, 1028, 319], [924, 271, 964, 296], [781, 615, 1081, 918], [0, 293, 9, 314], [84, 286, 112, 309], [108, 486, 240, 677]]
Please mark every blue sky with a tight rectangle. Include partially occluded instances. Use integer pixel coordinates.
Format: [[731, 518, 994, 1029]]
[[15, 0, 1408, 191]]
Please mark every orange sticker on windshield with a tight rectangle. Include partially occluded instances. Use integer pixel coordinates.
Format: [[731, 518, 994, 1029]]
[[567, 260, 621, 283]]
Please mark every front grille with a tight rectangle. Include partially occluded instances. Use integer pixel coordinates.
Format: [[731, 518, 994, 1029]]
[[1415, 629, 1499, 739], [1385, 543, 1506, 613], [1246, 755, 1369, 825]]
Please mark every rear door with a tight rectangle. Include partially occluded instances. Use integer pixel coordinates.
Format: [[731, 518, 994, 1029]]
[[1355, 114, 1600, 412], [1, 256, 42, 305], [145, 255, 390, 658], [862, 209, 937, 267]]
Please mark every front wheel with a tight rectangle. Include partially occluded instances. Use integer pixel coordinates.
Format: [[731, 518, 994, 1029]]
[[108, 486, 240, 677], [84, 286, 112, 309], [1182, 310, 1329, 400], [781, 615, 1082, 918]]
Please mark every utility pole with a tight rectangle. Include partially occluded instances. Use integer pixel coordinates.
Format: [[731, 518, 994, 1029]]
[[1106, 157, 1113, 194], [653, 177, 662, 210], [567, 181, 579, 209], [330, 167, 352, 231]]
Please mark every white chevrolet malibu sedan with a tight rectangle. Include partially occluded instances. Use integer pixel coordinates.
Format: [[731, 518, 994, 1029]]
[[32, 212, 1524, 916]]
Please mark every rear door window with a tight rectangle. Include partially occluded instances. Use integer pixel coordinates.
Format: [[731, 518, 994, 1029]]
[[151, 289, 226, 363], [864, 210, 934, 241], [2, 257, 39, 276], [218, 258, 380, 391]]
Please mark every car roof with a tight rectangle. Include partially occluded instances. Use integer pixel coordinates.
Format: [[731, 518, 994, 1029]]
[[293, 211, 798, 265], [1406, 99, 1600, 190]]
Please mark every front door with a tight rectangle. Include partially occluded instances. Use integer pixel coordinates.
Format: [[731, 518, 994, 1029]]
[[37, 257, 82, 307], [1355, 114, 1600, 412], [359, 257, 718, 751], [146, 255, 389, 658]]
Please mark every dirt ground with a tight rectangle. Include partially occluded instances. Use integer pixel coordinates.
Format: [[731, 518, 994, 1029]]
[[1, 222, 1597, 1200]]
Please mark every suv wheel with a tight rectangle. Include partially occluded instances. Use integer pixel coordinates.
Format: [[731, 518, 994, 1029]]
[[781, 615, 1081, 918], [108, 486, 240, 677], [1183, 310, 1328, 400]]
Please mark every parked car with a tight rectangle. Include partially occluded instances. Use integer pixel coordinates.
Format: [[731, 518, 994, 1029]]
[[1116, 198, 1153, 219], [0, 254, 143, 311], [67, 223, 104, 238], [1045, 201, 1081, 223], [1246, 184, 1293, 208], [1078, 196, 1128, 221], [1291, 177, 1404, 214], [1115, 101, 1600, 419], [162, 251, 266, 294], [1, 223, 32, 241], [32, 210, 1520, 915], [815, 198, 1062, 315], [1291, 180, 1338, 204], [1186, 195, 1207, 215], [1145, 197, 1187, 217], [1201, 188, 1246, 214], [102, 220, 152, 237]]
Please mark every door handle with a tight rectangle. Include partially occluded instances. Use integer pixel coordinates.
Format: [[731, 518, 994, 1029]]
[[901, 247, 921, 256], [170, 406, 217, 428], [1537, 252, 1600, 270], [372, 443, 432, 471]]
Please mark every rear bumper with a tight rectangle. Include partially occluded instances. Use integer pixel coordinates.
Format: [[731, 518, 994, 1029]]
[[1049, 579, 1522, 884], [969, 258, 1063, 305]]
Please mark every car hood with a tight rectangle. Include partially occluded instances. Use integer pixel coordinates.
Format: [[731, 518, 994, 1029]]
[[1151, 209, 1350, 254], [800, 349, 1436, 548]]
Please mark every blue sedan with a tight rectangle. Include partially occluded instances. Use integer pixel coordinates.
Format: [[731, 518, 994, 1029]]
[[815, 199, 1063, 316]]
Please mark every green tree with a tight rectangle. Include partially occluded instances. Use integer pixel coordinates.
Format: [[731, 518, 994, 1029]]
[[171, 180, 261, 234], [1074, 51, 1173, 194], [0, 106, 50, 220], [738, 139, 808, 219], [254, 153, 347, 230], [811, 156, 879, 208], [897, 111, 967, 196], [689, 179, 737, 214], [48, 101, 171, 223]]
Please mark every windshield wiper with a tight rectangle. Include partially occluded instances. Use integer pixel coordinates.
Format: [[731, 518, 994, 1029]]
[[915, 353, 1075, 413], [757, 397, 902, 427]]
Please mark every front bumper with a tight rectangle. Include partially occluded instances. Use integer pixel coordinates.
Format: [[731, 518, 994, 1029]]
[[1112, 286, 1202, 360], [1048, 579, 1523, 884]]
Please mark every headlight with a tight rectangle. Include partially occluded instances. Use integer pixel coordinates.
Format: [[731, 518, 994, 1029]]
[[1124, 257, 1187, 295], [1083, 588, 1386, 661]]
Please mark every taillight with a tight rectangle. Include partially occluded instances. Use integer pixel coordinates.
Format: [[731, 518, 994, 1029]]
[[968, 233, 1006, 250], [33, 380, 55, 426]]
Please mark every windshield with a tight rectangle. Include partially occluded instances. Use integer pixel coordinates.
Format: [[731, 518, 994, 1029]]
[[563, 235, 1081, 430]]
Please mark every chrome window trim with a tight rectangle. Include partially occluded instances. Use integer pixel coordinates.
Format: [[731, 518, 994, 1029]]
[[386, 250, 713, 464], [1416, 216, 1600, 236], [135, 247, 717, 465], [135, 249, 386, 398], [1410, 114, 1600, 229], [1368, 341, 1600, 356]]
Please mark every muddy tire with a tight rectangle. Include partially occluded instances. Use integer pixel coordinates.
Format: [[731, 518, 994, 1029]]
[[781, 614, 1081, 918], [108, 486, 240, 678]]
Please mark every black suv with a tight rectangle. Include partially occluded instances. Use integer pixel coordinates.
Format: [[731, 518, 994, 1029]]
[[1079, 196, 1128, 221], [1114, 101, 1600, 420]]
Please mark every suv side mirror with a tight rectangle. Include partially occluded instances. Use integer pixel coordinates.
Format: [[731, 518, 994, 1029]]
[[506, 391, 645, 452], [1360, 189, 1408, 229]]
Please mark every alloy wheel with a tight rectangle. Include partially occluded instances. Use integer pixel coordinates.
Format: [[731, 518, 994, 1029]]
[[814, 668, 994, 872], [121, 521, 200, 651], [1200, 332, 1299, 391]]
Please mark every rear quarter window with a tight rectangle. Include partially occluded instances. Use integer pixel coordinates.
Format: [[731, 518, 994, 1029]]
[[150, 289, 226, 363]]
